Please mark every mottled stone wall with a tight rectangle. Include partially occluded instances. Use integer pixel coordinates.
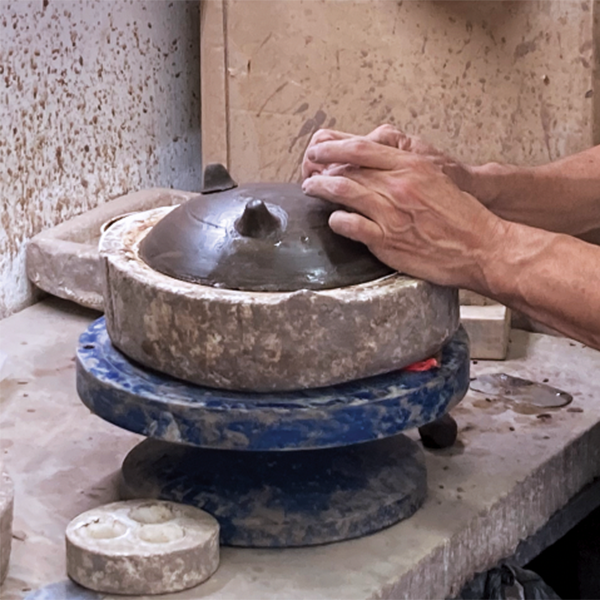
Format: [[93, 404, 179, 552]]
[[202, 0, 599, 183], [0, 0, 201, 319]]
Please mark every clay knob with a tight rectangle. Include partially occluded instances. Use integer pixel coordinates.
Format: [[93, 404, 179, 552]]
[[235, 199, 282, 239], [201, 163, 237, 194]]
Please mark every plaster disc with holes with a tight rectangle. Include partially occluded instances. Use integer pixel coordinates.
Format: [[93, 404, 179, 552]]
[[65, 500, 219, 595]]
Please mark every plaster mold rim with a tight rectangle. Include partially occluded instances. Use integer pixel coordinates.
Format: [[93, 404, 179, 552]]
[[99, 207, 460, 392]]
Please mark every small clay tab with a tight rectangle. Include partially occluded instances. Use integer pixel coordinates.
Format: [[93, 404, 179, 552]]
[[235, 199, 282, 239], [201, 163, 237, 194]]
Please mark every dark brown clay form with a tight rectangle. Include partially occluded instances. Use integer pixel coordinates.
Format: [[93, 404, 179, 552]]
[[139, 164, 393, 292]]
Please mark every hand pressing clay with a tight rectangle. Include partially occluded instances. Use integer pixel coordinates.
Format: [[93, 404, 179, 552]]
[[66, 500, 219, 595]]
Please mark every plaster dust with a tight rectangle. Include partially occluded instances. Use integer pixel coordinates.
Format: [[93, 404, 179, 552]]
[[202, 0, 599, 183], [0, 0, 202, 320], [3, 298, 600, 599]]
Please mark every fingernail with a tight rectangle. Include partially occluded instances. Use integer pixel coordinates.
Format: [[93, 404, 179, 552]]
[[307, 149, 316, 161]]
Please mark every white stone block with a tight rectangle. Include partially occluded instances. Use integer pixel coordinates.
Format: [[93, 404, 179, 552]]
[[460, 304, 511, 360]]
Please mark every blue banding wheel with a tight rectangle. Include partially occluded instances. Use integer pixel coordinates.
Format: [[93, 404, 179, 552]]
[[76, 318, 469, 451]]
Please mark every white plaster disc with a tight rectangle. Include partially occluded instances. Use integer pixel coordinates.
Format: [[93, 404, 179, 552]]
[[66, 499, 219, 595], [0, 471, 14, 586]]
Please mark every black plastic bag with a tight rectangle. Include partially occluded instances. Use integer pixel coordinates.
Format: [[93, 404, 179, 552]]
[[477, 563, 561, 599]]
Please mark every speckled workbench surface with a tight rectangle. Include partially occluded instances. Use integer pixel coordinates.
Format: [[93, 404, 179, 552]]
[[2, 298, 600, 600]]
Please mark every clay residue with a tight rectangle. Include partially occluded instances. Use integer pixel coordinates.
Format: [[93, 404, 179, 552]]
[[514, 38, 537, 60]]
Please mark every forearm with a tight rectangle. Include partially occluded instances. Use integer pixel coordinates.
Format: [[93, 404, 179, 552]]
[[470, 147, 600, 235], [478, 222, 600, 349]]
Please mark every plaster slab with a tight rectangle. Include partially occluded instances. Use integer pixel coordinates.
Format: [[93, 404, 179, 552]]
[[1, 299, 600, 599], [26, 189, 196, 311]]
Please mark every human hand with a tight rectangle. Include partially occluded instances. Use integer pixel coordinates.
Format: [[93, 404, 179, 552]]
[[302, 128, 364, 180], [302, 125, 408, 179], [303, 124, 475, 197], [302, 138, 509, 293]]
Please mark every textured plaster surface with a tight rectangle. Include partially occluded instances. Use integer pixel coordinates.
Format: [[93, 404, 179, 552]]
[[26, 189, 196, 311], [2, 299, 600, 599], [100, 208, 459, 391], [202, 0, 599, 182], [66, 500, 219, 595], [0, 0, 201, 319], [0, 471, 14, 586]]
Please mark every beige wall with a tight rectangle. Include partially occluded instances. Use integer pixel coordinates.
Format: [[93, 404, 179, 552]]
[[0, 0, 201, 319], [3, 1, 598, 318], [202, 0, 599, 183]]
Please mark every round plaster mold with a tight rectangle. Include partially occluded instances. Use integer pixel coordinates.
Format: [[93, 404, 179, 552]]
[[99, 207, 460, 392], [66, 499, 219, 595]]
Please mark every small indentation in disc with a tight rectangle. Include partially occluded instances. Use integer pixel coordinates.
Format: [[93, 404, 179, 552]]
[[129, 503, 175, 524], [137, 523, 185, 544], [80, 517, 128, 539]]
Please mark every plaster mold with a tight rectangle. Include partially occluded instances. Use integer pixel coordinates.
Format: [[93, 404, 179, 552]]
[[100, 208, 459, 392], [66, 499, 219, 595], [0, 0, 201, 319], [26, 189, 197, 311]]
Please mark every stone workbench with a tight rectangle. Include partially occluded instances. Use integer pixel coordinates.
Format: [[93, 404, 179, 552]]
[[1, 298, 600, 600]]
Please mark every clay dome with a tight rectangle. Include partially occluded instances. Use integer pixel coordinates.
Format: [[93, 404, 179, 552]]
[[139, 164, 393, 292]]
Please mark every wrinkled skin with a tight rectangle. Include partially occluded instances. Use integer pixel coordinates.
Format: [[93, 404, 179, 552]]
[[300, 124, 600, 351], [301, 126, 508, 292], [303, 124, 474, 195]]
